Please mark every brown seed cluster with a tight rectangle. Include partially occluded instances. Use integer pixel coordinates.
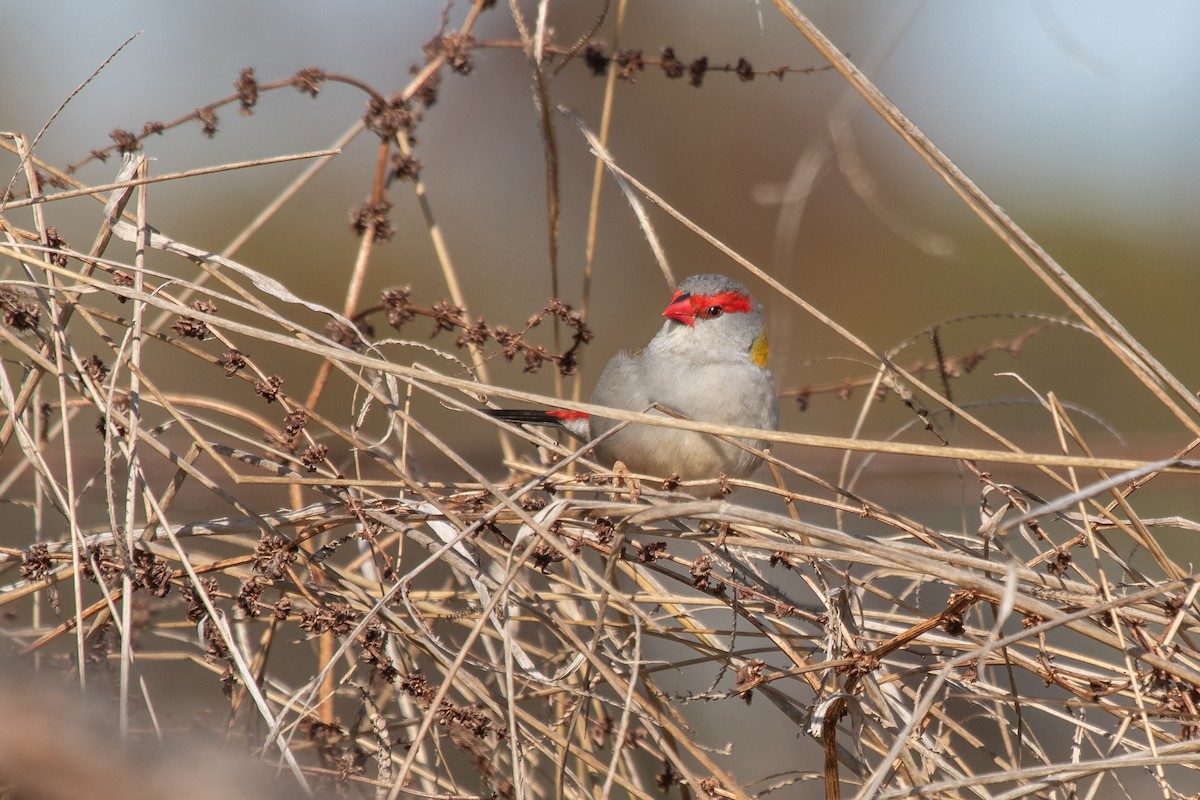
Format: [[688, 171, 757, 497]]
[[222, 348, 247, 377], [349, 198, 395, 241], [252, 533, 299, 581], [292, 66, 326, 96], [81, 355, 108, 385], [44, 227, 69, 267], [582, 42, 807, 85], [95, 393, 131, 439], [364, 94, 421, 140], [378, 288, 592, 376], [171, 299, 218, 340], [254, 375, 284, 403], [234, 66, 258, 112], [299, 444, 328, 472], [0, 287, 39, 333], [323, 318, 374, 352], [299, 601, 358, 636], [424, 32, 476, 75]]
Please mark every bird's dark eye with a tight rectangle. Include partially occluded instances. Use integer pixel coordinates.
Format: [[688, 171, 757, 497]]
[[702, 306, 723, 319]]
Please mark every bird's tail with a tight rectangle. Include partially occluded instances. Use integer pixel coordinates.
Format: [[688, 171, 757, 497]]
[[484, 408, 590, 438]]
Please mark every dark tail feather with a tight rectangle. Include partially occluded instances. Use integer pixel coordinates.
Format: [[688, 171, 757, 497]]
[[485, 408, 591, 438], [485, 409, 565, 427]]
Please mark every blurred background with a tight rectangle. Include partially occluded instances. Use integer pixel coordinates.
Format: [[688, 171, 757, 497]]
[[4, 2, 1200, 795], [3, 2, 1198, 465]]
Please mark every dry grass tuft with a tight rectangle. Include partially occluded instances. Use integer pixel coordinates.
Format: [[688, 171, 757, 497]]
[[2, 4, 1199, 800]]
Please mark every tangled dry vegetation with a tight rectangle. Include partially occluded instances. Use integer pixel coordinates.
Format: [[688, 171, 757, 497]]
[[2, 3, 1200, 800]]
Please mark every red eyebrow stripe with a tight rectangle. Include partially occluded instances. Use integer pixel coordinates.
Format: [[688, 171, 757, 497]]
[[689, 291, 752, 314]]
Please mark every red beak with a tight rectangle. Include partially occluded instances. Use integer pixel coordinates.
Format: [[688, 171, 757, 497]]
[[662, 292, 695, 326]]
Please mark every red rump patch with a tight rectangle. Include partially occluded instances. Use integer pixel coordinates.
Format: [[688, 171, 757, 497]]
[[546, 410, 589, 421]]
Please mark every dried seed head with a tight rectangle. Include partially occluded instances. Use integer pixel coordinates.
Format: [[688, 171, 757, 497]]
[[109, 128, 139, 153], [293, 66, 327, 96], [235, 67, 259, 113], [349, 198, 394, 240], [222, 348, 247, 377], [195, 106, 218, 137], [382, 287, 416, 329], [660, 47, 685, 79], [254, 375, 284, 403]]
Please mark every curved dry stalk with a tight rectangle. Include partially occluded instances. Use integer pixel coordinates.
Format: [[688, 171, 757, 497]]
[[1, 7, 1199, 800]]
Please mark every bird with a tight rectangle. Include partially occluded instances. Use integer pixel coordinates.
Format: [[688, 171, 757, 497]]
[[487, 274, 778, 481]]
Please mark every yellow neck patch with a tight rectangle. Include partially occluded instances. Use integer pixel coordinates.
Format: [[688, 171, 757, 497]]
[[750, 331, 770, 367]]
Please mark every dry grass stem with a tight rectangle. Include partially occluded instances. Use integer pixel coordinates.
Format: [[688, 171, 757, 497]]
[[2, 6, 1198, 800]]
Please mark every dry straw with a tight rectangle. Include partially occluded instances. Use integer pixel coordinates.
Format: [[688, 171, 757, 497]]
[[2, 3, 1199, 800]]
